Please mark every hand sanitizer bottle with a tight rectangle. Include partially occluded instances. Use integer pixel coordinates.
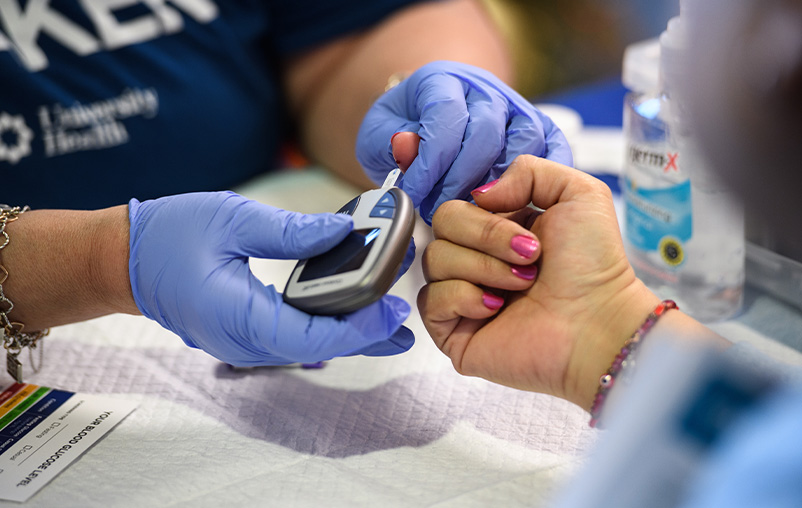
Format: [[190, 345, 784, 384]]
[[622, 0, 745, 321]]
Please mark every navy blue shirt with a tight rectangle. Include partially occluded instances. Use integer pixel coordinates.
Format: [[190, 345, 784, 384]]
[[0, 0, 418, 209]]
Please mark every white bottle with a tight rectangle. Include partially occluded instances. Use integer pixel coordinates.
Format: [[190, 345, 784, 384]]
[[622, 0, 745, 322]]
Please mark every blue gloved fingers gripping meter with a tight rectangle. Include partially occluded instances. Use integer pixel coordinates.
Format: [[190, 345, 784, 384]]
[[283, 182, 415, 316]]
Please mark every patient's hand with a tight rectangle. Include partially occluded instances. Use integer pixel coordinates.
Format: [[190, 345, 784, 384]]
[[417, 155, 661, 410]]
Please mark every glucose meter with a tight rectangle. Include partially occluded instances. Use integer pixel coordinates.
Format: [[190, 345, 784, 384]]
[[283, 169, 415, 315]]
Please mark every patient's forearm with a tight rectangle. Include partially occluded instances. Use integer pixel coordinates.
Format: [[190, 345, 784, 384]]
[[1, 206, 139, 331], [284, 0, 513, 188]]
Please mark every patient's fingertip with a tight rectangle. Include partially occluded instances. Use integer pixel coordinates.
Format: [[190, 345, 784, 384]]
[[471, 179, 499, 197], [511, 263, 538, 281], [482, 292, 505, 310], [391, 131, 420, 173]]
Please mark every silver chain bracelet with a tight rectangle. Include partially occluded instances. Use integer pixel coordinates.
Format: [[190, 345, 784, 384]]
[[1, 204, 48, 383]]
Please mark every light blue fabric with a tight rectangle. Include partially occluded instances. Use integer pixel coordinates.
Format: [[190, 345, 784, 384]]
[[681, 385, 802, 508], [128, 191, 414, 366]]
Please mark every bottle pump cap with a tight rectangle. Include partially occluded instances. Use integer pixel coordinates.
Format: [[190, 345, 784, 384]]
[[659, 17, 686, 97], [622, 38, 660, 94]]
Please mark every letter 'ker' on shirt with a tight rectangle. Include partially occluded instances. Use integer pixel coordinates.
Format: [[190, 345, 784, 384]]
[[0, 0, 219, 72]]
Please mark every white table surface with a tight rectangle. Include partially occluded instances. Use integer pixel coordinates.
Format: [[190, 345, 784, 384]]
[[5, 145, 801, 507]]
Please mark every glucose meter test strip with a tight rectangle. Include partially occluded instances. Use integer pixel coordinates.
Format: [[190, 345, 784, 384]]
[[380, 167, 403, 189], [283, 169, 414, 315]]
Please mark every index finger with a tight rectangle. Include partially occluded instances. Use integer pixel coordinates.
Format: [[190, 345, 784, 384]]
[[431, 200, 540, 265], [470, 155, 612, 213]]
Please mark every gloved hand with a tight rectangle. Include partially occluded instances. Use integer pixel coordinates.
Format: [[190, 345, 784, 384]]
[[128, 191, 414, 366], [357, 60, 573, 224]]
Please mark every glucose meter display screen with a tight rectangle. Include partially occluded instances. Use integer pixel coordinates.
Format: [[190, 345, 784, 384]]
[[298, 228, 380, 282]]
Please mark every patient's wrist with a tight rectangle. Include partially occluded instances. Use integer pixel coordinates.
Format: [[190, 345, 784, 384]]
[[563, 279, 661, 413], [587, 300, 680, 427], [575, 292, 730, 426]]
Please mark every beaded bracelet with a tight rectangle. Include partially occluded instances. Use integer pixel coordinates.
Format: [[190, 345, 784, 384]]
[[588, 299, 678, 428]]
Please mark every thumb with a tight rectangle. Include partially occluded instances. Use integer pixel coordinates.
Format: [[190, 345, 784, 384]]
[[229, 201, 354, 259]]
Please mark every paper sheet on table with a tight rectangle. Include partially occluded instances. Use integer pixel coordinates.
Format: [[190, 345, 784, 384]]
[[2, 323, 595, 507]]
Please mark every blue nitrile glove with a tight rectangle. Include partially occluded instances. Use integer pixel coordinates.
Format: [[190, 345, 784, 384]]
[[357, 60, 573, 224], [128, 191, 414, 366], [680, 386, 802, 508]]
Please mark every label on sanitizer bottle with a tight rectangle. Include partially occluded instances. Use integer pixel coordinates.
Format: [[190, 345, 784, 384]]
[[624, 143, 693, 268]]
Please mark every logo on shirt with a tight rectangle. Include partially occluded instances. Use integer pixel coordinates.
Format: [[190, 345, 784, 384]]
[[0, 88, 160, 164], [0, 112, 33, 164], [39, 88, 159, 158]]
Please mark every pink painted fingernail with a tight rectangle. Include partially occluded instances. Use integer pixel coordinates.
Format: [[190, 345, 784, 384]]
[[511, 264, 538, 281], [471, 180, 499, 195], [482, 293, 504, 310], [511, 235, 539, 259]]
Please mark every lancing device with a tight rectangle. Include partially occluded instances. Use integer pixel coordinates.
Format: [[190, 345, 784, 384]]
[[283, 168, 415, 315]]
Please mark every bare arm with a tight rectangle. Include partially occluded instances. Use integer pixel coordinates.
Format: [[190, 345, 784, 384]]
[[283, 0, 513, 189], [1, 206, 138, 332]]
